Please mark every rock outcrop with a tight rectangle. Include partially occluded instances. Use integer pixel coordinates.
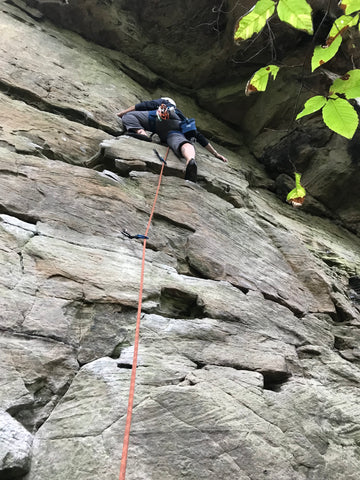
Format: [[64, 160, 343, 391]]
[[1, 3, 360, 480]]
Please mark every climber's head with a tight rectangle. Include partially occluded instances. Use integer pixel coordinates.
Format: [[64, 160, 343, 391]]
[[161, 97, 176, 108]]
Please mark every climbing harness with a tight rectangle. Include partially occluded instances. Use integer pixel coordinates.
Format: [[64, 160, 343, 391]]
[[156, 103, 170, 121], [118, 147, 170, 480]]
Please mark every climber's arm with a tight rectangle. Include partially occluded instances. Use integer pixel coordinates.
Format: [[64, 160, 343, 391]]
[[117, 99, 163, 118], [205, 142, 228, 163], [116, 105, 135, 117], [195, 131, 228, 163]]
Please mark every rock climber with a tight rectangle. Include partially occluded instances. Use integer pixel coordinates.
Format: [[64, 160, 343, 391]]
[[117, 97, 228, 183]]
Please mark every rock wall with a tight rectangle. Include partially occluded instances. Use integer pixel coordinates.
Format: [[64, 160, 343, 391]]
[[1, 3, 360, 480], [20, 0, 360, 234]]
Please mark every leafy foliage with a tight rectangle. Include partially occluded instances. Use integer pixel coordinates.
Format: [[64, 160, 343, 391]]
[[295, 96, 327, 119], [286, 173, 306, 207], [234, 0, 276, 41], [296, 95, 359, 139], [311, 15, 358, 71], [339, 0, 360, 15], [234, 0, 360, 140], [330, 69, 360, 98], [327, 14, 359, 45], [245, 65, 280, 95], [311, 36, 342, 71], [277, 0, 313, 34], [322, 97, 359, 139]]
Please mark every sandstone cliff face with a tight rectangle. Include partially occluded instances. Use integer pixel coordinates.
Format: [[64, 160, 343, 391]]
[[1, 3, 360, 480]]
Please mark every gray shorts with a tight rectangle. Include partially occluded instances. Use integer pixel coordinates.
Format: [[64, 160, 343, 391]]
[[122, 111, 150, 132], [167, 132, 192, 157]]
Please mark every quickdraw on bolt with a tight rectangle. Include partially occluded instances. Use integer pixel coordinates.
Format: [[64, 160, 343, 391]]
[[153, 149, 167, 165], [121, 229, 148, 240]]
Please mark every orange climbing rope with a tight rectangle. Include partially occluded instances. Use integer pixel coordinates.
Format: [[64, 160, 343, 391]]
[[119, 147, 169, 480]]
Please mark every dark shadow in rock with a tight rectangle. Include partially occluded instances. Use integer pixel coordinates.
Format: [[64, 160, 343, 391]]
[[0, 466, 29, 480], [297, 345, 322, 359], [158, 287, 205, 319], [259, 125, 331, 177], [116, 363, 132, 369], [86, 144, 185, 180], [349, 276, 360, 303], [179, 256, 212, 279], [262, 292, 303, 317], [0, 205, 40, 225], [262, 370, 291, 392], [177, 259, 205, 278], [193, 360, 207, 370], [230, 283, 250, 295], [330, 301, 356, 324]]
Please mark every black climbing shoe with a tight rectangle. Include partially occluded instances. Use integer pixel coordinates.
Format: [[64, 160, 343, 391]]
[[185, 159, 197, 182], [126, 132, 152, 142]]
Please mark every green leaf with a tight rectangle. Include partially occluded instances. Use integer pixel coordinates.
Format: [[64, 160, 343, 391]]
[[326, 14, 359, 46], [339, 0, 360, 15], [287, 173, 306, 206], [296, 95, 327, 120], [311, 14, 358, 71], [277, 0, 313, 34], [311, 35, 342, 71], [245, 65, 280, 95], [234, 0, 276, 41], [330, 69, 360, 99], [322, 97, 359, 139]]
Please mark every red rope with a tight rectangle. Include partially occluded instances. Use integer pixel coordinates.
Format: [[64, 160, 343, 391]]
[[119, 148, 169, 480]]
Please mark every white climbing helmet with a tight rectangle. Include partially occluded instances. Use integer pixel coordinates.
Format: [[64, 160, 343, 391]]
[[161, 97, 176, 107]]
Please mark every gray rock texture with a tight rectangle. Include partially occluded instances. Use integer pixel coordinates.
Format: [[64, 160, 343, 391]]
[[0, 2, 359, 480], [0, 410, 33, 478]]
